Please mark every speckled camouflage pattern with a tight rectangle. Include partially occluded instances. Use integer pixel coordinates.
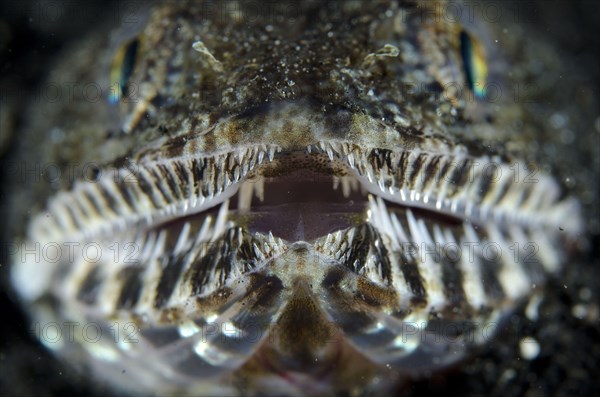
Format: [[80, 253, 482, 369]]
[[5, 1, 598, 396]]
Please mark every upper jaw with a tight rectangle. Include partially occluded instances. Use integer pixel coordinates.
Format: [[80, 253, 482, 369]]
[[30, 133, 582, 246], [27, 100, 582, 246]]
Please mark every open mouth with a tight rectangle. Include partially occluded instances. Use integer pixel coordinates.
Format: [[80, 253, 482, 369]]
[[15, 117, 583, 387], [225, 151, 372, 242], [23, 135, 581, 322], [31, 138, 580, 245]]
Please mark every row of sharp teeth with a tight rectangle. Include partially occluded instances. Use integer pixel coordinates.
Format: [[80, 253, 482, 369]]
[[127, 200, 288, 307], [235, 170, 365, 208], [31, 144, 286, 243], [308, 141, 375, 176], [169, 201, 287, 266], [32, 140, 364, 243], [236, 142, 369, 208], [332, 175, 367, 198], [57, 191, 563, 319], [311, 193, 564, 314], [369, 193, 562, 302], [310, 140, 581, 234], [309, 141, 415, 205], [57, 200, 231, 309], [30, 135, 579, 246], [50, 199, 290, 312], [366, 193, 561, 273]]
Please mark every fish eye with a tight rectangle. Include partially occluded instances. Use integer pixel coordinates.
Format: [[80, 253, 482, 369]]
[[459, 30, 487, 99], [109, 37, 140, 104]]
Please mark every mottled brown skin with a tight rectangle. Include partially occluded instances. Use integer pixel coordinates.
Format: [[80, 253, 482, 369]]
[[6, 1, 597, 235], [4, 1, 598, 396]]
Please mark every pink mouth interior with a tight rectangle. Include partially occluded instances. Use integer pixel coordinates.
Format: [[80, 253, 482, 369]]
[[228, 170, 369, 241]]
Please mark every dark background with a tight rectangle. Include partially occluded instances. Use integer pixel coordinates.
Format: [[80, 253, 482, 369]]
[[1, 1, 599, 396]]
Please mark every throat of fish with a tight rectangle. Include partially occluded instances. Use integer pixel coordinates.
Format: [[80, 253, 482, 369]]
[[152, 150, 463, 244]]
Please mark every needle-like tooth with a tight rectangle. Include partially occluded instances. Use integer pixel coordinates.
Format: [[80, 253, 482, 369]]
[[375, 197, 398, 249], [341, 176, 351, 198], [326, 147, 334, 160], [347, 226, 356, 242], [152, 229, 168, 263], [263, 242, 272, 254], [333, 176, 340, 190], [236, 228, 243, 249], [390, 212, 409, 243], [248, 147, 257, 169], [197, 215, 212, 242], [174, 222, 191, 254], [378, 174, 386, 192], [258, 150, 265, 164], [138, 231, 156, 262], [254, 176, 265, 202], [307, 145, 312, 154], [252, 242, 264, 259], [237, 181, 253, 212], [406, 210, 421, 244], [330, 142, 339, 155], [348, 153, 355, 168], [325, 232, 333, 247], [268, 146, 275, 161], [221, 178, 230, 193], [367, 194, 378, 224], [261, 143, 268, 152]]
